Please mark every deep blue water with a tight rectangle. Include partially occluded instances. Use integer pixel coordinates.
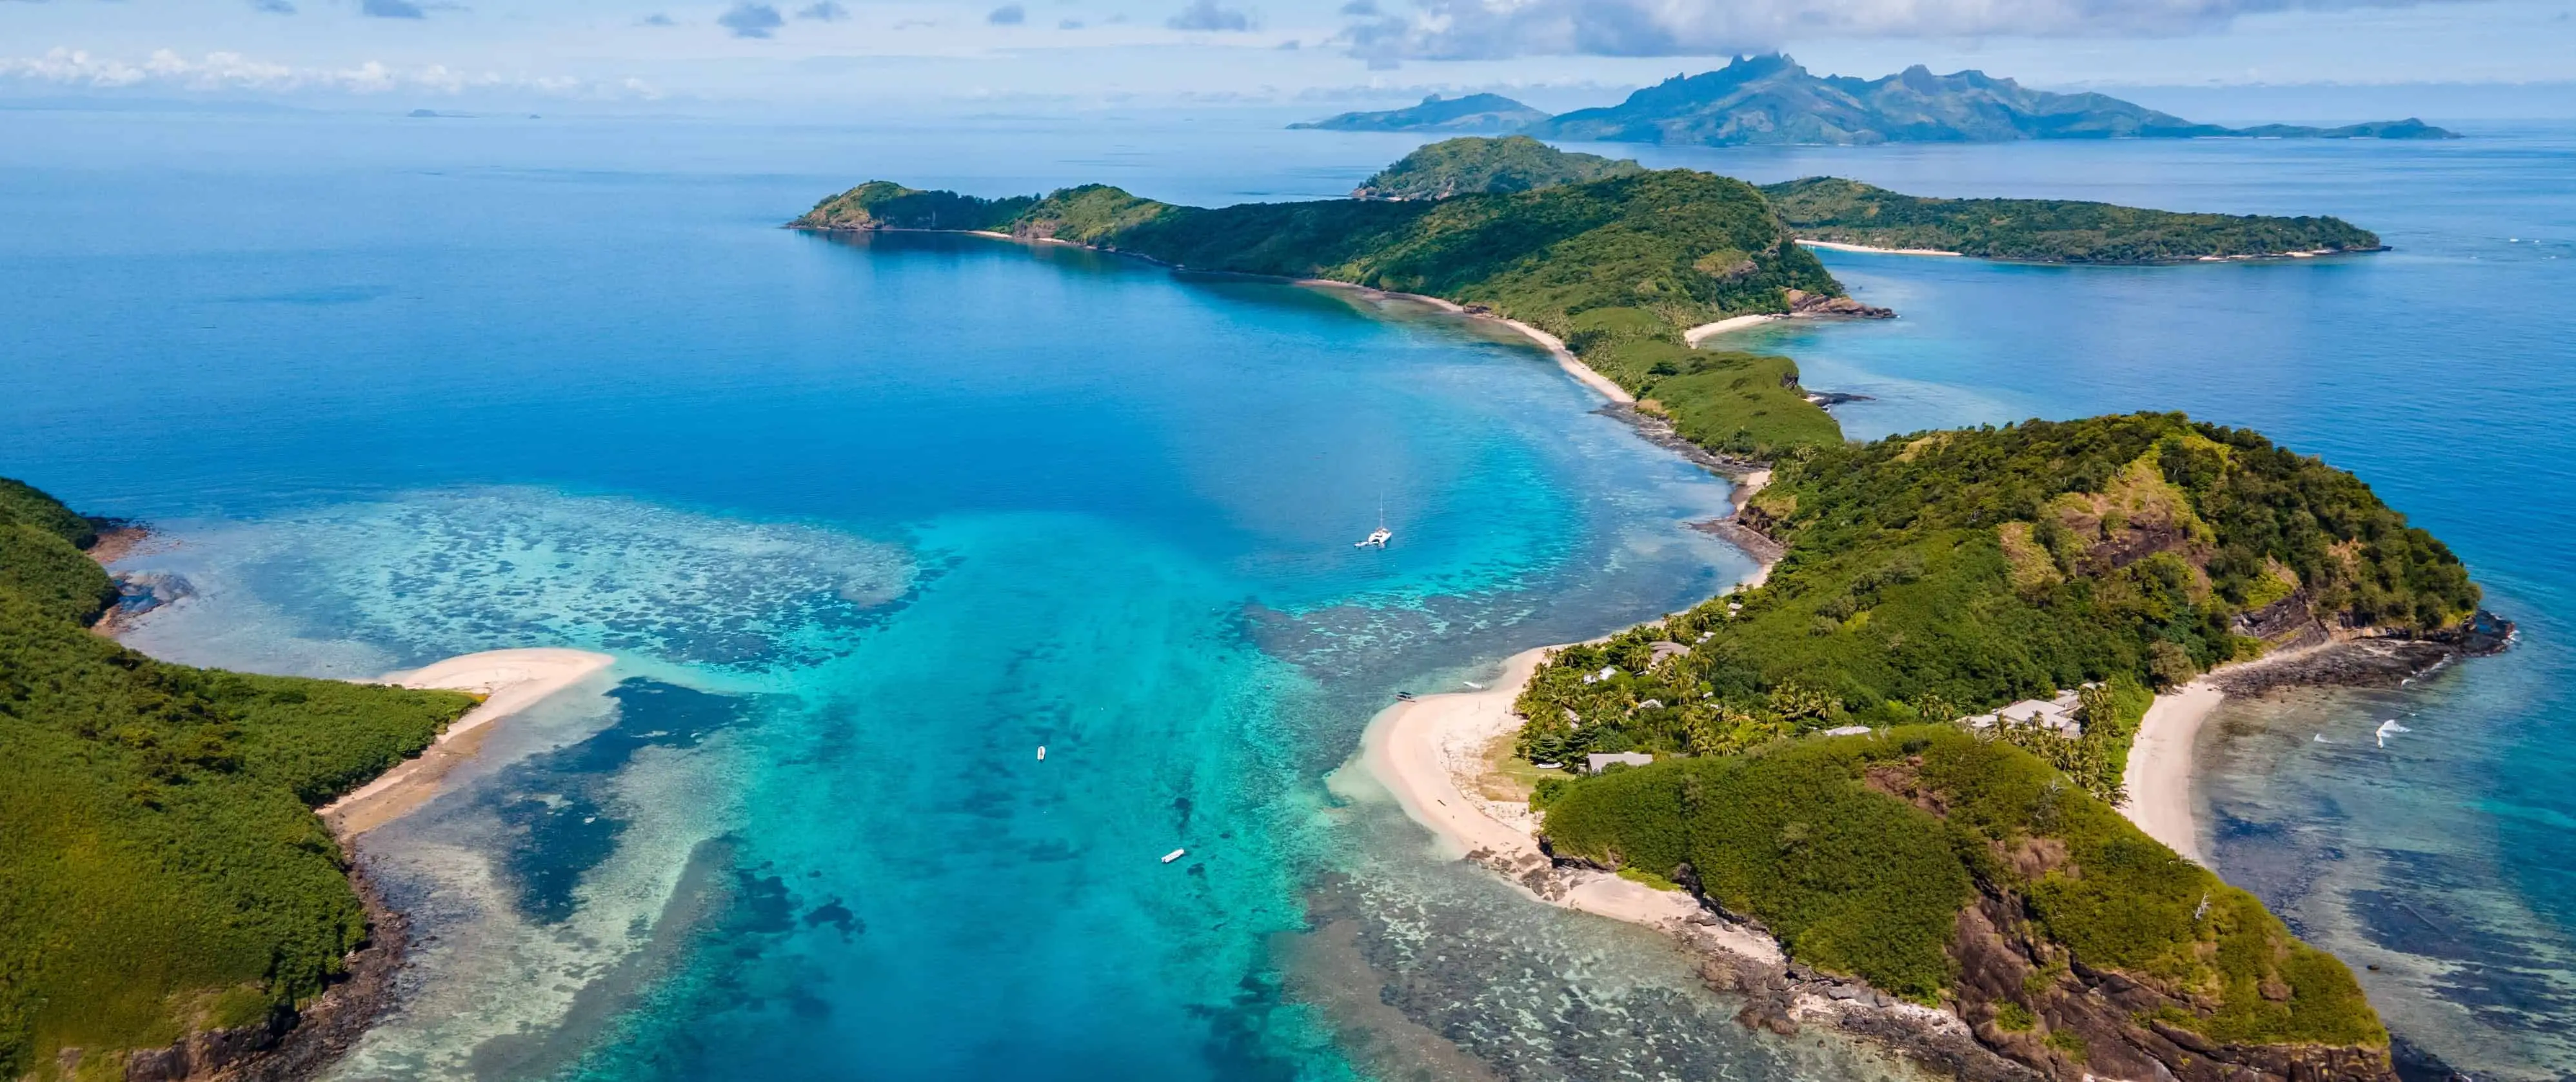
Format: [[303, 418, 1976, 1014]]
[[3, 108, 2571, 1079]]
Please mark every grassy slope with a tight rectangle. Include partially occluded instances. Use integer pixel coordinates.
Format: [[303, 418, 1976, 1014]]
[[0, 479, 475, 1076], [1515, 412, 2475, 1053], [1541, 727, 2386, 1047], [793, 166, 1849, 458], [1763, 177, 2384, 263]]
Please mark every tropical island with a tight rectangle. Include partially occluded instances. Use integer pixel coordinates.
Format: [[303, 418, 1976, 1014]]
[[1351, 137, 2387, 264], [793, 146, 2504, 1081], [1352, 135, 1643, 201], [1762, 177, 2385, 263], [1295, 54, 2459, 146], [1290, 91, 1550, 134]]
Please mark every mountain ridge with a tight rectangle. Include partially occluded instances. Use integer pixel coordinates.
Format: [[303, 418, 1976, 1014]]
[[1294, 55, 2459, 146]]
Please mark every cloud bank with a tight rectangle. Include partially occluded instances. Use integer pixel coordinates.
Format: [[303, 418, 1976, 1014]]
[[1342, 0, 2462, 63], [0, 46, 658, 99]]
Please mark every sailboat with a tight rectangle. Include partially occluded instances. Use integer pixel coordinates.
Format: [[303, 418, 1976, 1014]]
[[1355, 495, 1392, 548]]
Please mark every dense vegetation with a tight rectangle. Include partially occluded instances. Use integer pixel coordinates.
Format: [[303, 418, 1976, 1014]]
[[1763, 177, 2385, 263], [1518, 412, 2477, 773], [1509, 412, 2472, 1057], [1541, 727, 2387, 1047], [0, 479, 474, 1076], [1352, 136, 1643, 201], [795, 161, 1855, 456], [1523, 52, 2455, 146]]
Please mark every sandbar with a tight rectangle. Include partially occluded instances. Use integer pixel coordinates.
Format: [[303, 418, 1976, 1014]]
[[322, 647, 616, 836]]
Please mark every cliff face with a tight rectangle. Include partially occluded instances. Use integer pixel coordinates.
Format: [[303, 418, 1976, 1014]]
[[1951, 896, 2394, 1082]]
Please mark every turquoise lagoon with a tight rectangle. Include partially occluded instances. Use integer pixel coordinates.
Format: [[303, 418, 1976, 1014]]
[[0, 111, 1891, 1081], [7, 108, 2575, 1079]]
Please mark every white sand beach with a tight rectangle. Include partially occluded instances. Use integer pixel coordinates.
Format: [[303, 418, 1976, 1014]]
[[1357, 647, 1776, 945], [1296, 279, 1637, 405], [2120, 681, 2223, 866], [1796, 239, 1965, 257], [1682, 314, 1784, 345], [322, 648, 616, 835]]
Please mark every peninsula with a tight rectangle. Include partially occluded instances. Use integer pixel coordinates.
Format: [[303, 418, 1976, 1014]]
[[0, 478, 607, 1079], [1294, 54, 2458, 146], [1352, 137, 2387, 264], [793, 159, 1890, 457]]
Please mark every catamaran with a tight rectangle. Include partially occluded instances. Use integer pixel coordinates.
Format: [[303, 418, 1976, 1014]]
[[1356, 497, 1392, 548]]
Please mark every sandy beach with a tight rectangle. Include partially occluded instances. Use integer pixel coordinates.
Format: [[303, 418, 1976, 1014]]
[[322, 647, 615, 836], [1356, 647, 1778, 945], [1298, 279, 1636, 405], [2120, 681, 2223, 866], [1795, 239, 1965, 257], [1682, 314, 1785, 345]]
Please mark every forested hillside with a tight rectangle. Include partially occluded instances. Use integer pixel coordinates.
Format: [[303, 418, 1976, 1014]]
[[0, 479, 473, 1076]]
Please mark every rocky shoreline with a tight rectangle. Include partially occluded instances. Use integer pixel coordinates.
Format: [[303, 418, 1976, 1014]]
[[116, 862, 407, 1082]]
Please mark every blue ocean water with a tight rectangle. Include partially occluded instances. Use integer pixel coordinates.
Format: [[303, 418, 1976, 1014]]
[[3, 107, 2571, 1079]]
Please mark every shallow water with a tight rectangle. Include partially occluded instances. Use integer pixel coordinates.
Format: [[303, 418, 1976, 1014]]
[[0, 109, 1903, 1081], [8, 107, 2573, 1079]]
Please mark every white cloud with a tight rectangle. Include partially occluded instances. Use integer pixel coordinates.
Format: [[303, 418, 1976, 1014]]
[[0, 46, 658, 99], [1169, 0, 1254, 32], [1342, 0, 2470, 63]]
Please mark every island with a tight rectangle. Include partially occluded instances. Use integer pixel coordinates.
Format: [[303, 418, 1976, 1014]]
[[1761, 177, 2386, 263], [792, 145, 2506, 1081], [1339, 137, 2388, 265], [1506, 412, 2493, 1081], [793, 161, 1890, 457], [1352, 135, 1642, 201], [1294, 54, 2458, 146], [1287, 91, 1550, 134], [0, 479, 606, 1079]]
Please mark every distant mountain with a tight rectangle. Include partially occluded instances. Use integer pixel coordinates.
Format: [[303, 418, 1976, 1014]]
[[1287, 92, 1550, 134], [1516, 54, 2459, 146], [1353, 136, 1644, 200]]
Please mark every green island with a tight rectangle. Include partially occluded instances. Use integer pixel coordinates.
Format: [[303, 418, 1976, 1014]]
[[1353, 137, 2386, 264], [1761, 177, 2385, 263], [1513, 413, 2481, 1077], [795, 144, 2494, 1081], [0, 480, 474, 1078], [796, 155, 1879, 458], [1352, 135, 1644, 201]]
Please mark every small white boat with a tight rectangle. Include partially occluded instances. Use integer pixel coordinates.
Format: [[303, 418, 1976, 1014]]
[[1036, 745, 1046, 761], [1162, 848, 1187, 864], [1354, 495, 1392, 548]]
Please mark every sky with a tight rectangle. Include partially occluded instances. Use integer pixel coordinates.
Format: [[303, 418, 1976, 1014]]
[[2, 0, 2571, 114]]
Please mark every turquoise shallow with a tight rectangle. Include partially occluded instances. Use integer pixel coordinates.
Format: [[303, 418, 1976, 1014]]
[[3, 108, 2572, 1079]]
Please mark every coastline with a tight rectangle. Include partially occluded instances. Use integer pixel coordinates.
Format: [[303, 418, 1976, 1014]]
[[2121, 681, 2224, 865], [1796, 239, 1965, 257], [1293, 279, 1635, 405], [1682, 313, 1784, 345], [320, 647, 616, 836]]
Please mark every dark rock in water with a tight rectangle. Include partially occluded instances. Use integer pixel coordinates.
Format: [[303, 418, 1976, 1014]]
[[1786, 288, 1895, 319], [1804, 391, 1874, 407]]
